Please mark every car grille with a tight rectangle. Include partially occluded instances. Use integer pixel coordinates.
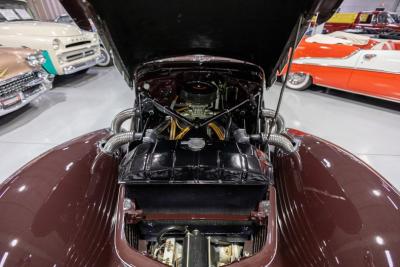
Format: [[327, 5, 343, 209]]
[[61, 47, 97, 63], [65, 40, 91, 48], [0, 72, 40, 98]]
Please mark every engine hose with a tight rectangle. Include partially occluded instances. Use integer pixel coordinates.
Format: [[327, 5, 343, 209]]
[[175, 127, 190, 140], [170, 118, 176, 140], [267, 133, 296, 154], [101, 131, 142, 155], [261, 109, 285, 134], [208, 122, 224, 140], [111, 108, 137, 134]]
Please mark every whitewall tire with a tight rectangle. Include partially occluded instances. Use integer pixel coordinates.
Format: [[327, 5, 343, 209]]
[[286, 73, 312, 91], [97, 46, 112, 67]]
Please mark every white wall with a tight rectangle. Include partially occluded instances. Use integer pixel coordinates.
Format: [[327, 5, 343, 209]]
[[339, 0, 399, 12]]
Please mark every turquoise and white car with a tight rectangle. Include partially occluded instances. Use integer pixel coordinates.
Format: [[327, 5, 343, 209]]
[[0, 1, 102, 76]]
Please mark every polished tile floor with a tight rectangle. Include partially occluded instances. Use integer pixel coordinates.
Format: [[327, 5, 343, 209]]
[[1, 67, 399, 189]]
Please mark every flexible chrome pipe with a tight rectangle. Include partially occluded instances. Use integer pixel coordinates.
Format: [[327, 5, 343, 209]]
[[111, 108, 137, 134], [261, 109, 285, 134], [267, 133, 296, 154], [101, 131, 142, 155]]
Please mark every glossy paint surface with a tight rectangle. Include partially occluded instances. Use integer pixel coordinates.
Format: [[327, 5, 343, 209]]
[[0, 47, 38, 81], [275, 130, 400, 266], [0, 129, 119, 266]]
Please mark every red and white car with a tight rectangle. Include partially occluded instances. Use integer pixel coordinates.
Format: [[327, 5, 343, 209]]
[[284, 31, 400, 103]]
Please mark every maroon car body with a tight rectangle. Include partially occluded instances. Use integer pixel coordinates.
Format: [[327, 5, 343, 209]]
[[1, 0, 400, 267]]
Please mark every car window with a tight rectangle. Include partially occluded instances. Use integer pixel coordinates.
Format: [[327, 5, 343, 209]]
[[14, 9, 33, 20], [358, 13, 373, 24], [388, 13, 399, 24], [0, 3, 35, 22], [0, 9, 19, 21], [57, 15, 74, 24], [377, 13, 388, 24]]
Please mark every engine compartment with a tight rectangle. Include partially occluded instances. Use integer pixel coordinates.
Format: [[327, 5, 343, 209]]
[[105, 61, 293, 267]]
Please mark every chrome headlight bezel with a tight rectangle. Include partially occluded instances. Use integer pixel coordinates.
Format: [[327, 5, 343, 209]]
[[52, 38, 61, 50], [26, 51, 46, 67]]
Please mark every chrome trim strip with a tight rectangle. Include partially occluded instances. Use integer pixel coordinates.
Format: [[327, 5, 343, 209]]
[[63, 57, 101, 75], [0, 85, 47, 116], [60, 46, 98, 63]]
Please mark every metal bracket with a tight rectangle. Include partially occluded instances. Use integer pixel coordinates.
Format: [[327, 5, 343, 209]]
[[123, 198, 144, 223], [250, 200, 271, 225]]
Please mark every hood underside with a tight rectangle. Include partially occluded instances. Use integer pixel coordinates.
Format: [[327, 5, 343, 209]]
[[62, 0, 342, 87]]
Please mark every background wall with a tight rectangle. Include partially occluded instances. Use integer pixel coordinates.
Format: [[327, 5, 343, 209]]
[[27, 0, 65, 21], [338, 0, 400, 12]]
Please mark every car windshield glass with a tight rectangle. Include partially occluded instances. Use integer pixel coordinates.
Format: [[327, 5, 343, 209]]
[[377, 13, 389, 24], [57, 15, 74, 24], [0, 4, 36, 22]]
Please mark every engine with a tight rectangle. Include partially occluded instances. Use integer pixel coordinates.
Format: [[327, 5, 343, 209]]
[[146, 229, 246, 267], [178, 81, 218, 120], [101, 64, 295, 267]]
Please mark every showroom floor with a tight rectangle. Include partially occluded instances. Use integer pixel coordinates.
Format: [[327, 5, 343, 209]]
[[1, 67, 399, 189]]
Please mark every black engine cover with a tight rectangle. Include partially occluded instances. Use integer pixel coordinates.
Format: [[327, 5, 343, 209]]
[[120, 140, 270, 215], [119, 140, 269, 184]]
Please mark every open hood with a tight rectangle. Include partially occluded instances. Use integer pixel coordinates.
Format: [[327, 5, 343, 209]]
[[61, 0, 342, 87]]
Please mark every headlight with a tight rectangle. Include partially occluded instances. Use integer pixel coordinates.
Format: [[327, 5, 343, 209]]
[[52, 39, 61, 50], [26, 52, 46, 67], [26, 54, 39, 67], [92, 34, 99, 43], [37, 53, 46, 65]]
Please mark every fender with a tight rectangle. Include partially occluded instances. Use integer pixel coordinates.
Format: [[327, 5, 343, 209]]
[[0, 129, 119, 266], [274, 129, 400, 267]]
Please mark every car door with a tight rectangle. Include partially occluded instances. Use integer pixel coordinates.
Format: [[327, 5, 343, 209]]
[[347, 49, 400, 101]]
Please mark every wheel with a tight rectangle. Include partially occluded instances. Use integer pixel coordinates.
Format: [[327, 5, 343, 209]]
[[286, 72, 312, 91], [97, 46, 112, 67]]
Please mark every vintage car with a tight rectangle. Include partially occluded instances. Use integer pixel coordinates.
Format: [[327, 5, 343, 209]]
[[55, 14, 113, 67], [284, 31, 400, 103], [0, 47, 50, 116], [323, 9, 400, 34], [1, 0, 400, 267], [0, 0, 102, 76]]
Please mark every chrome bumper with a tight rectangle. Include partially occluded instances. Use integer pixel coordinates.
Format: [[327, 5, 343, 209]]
[[63, 56, 102, 75], [0, 74, 48, 117]]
